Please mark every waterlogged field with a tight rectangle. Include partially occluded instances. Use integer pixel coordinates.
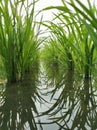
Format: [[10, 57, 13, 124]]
[[0, 69, 97, 130], [0, 0, 97, 130]]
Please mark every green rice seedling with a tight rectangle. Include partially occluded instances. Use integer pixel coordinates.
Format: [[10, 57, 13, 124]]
[[42, 37, 59, 73], [42, 20, 75, 71], [0, 0, 41, 82], [42, 0, 97, 78], [62, 11, 95, 77], [61, 0, 96, 78], [59, 11, 95, 78], [0, 56, 6, 79], [75, 26, 95, 78], [50, 22, 75, 70]]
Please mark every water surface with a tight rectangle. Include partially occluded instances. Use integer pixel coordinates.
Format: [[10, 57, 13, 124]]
[[0, 70, 97, 130]]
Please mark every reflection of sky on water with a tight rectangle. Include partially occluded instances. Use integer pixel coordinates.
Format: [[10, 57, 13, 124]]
[[0, 70, 97, 130], [43, 124, 58, 130]]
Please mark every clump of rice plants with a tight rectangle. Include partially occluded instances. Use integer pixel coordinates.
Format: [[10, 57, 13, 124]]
[[0, 56, 6, 79], [41, 37, 65, 84], [49, 22, 75, 70], [42, 38, 59, 69], [61, 11, 95, 78], [64, 0, 97, 78], [42, 0, 97, 79], [41, 21, 75, 73], [41, 37, 59, 81], [0, 0, 41, 82]]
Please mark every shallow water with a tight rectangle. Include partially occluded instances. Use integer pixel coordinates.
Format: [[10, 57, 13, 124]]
[[0, 70, 97, 130]]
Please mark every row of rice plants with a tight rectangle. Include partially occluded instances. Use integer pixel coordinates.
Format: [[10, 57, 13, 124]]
[[0, 0, 41, 82], [41, 0, 97, 78], [64, 0, 97, 78], [0, 0, 97, 82]]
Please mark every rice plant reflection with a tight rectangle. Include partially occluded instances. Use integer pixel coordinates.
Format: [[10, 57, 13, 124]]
[[41, 70, 97, 130], [0, 68, 97, 130], [0, 78, 43, 130]]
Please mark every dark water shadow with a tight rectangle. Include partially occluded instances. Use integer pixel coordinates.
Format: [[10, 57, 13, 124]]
[[0, 78, 44, 130], [1, 69, 97, 130], [40, 70, 97, 130]]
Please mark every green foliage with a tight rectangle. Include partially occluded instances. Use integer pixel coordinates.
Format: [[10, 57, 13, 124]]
[[0, 0, 97, 82], [41, 21, 75, 70], [0, 56, 6, 79], [42, 0, 97, 78], [41, 38, 59, 71], [0, 0, 40, 82]]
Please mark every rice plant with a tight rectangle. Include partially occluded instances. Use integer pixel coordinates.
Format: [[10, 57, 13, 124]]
[[0, 0, 41, 82], [42, 0, 97, 78], [41, 22, 75, 73], [0, 56, 6, 79], [51, 22, 75, 70], [62, 0, 97, 78], [61, 13, 95, 78], [41, 37, 60, 82]]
